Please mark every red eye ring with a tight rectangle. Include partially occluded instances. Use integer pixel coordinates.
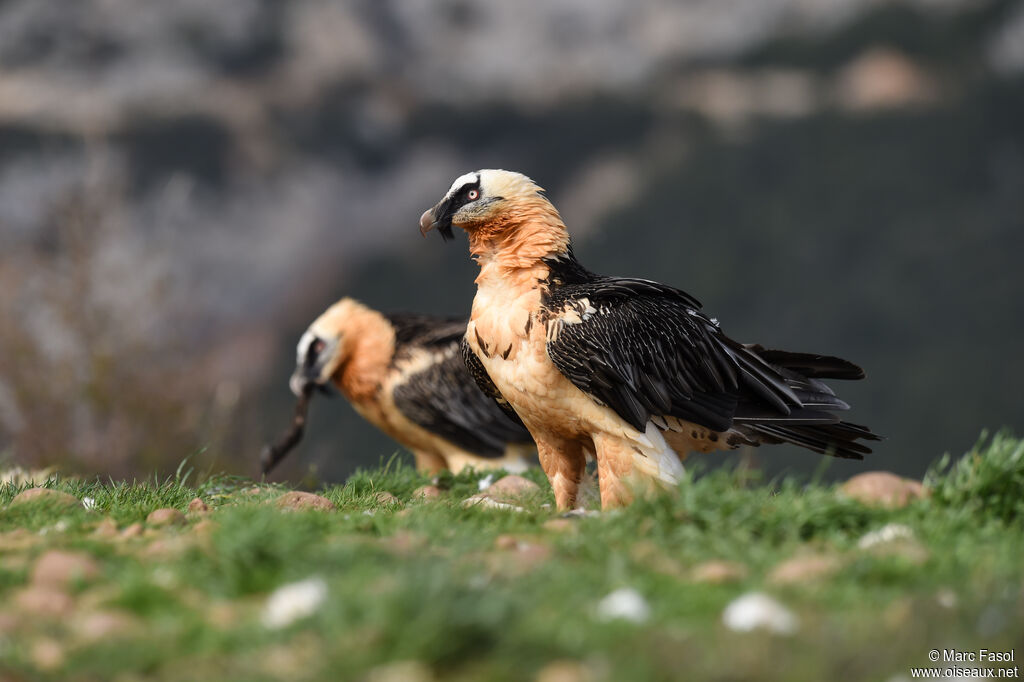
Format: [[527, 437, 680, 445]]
[[467, 189, 479, 200]]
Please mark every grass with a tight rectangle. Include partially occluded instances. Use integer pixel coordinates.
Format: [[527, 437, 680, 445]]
[[1, 433, 1022, 681]]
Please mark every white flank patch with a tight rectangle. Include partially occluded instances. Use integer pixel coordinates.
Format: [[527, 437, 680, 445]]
[[857, 523, 915, 549], [596, 588, 651, 624], [262, 577, 327, 629], [722, 592, 798, 635]]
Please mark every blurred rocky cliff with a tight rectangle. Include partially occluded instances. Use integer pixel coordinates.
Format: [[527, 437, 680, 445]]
[[1, 0, 1022, 480]]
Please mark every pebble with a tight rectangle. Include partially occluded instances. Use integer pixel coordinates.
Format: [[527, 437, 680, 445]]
[[120, 523, 144, 538], [187, 497, 210, 514], [73, 610, 136, 643], [535, 660, 592, 682], [31, 638, 65, 671], [14, 587, 75, 617], [690, 560, 748, 584], [146, 508, 187, 526], [722, 592, 798, 634], [261, 577, 328, 629], [31, 550, 100, 588], [411, 485, 442, 500], [595, 588, 651, 624], [768, 554, 841, 585], [462, 495, 526, 512], [486, 475, 540, 498], [9, 488, 79, 509], [91, 518, 119, 538], [274, 491, 336, 512], [373, 491, 402, 507], [839, 472, 928, 509]]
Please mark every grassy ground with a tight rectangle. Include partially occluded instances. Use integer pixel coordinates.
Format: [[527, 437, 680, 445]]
[[1, 433, 1023, 682]]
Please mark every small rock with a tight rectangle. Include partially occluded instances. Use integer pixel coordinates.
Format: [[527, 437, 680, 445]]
[[691, 560, 748, 584], [366, 660, 435, 682], [192, 519, 217, 538], [9, 488, 79, 509], [31, 638, 64, 671], [542, 518, 576, 533], [146, 508, 186, 526], [0, 611, 21, 634], [857, 523, 915, 549], [494, 534, 522, 551], [722, 592, 798, 634], [839, 472, 928, 509], [73, 610, 136, 643], [187, 498, 209, 514], [31, 550, 100, 588], [120, 522, 144, 538], [535, 660, 591, 682], [262, 577, 327, 629], [462, 494, 526, 512], [411, 485, 442, 500], [596, 588, 651, 624], [14, 587, 75, 616], [275, 491, 336, 512], [92, 518, 119, 538], [486, 475, 540, 498], [373, 491, 402, 507], [768, 555, 840, 585]]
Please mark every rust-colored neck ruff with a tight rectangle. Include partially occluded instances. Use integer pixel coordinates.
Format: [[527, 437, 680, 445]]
[[468, 194, 570, 281], [333, 305, 396, 402]]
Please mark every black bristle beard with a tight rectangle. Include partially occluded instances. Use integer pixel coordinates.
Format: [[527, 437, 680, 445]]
[[438, 224, 454, 241]]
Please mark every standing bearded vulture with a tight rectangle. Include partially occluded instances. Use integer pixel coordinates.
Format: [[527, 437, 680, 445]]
[[419, 169, 880, 509]]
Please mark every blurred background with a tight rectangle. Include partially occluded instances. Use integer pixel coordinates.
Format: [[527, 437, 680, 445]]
[[1, 0, 1021, 484]]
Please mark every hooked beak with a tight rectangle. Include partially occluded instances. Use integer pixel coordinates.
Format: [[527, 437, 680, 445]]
[[419, 208, 436, 237]]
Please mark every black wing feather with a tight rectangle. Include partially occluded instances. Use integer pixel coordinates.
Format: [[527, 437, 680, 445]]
[[541, 252, 879, 457], [390, 320, 531, 458]]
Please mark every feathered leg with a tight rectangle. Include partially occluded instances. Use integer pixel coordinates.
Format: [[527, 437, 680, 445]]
[[536, 437, 585, 511]]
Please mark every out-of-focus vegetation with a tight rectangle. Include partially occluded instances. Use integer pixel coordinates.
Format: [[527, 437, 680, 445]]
[[0, 433, 1022, 681], [0, 0, 1022, 481]]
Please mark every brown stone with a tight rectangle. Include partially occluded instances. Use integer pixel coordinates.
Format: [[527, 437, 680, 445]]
[[31, 550, 100, 588], [373, 491, 401, 507], [73, 610, 136, 643], [146, 508, 186, 526], [487, 475, 540, 498], [120, 522, 144, 538], [9, 488, 79, 509], [411, 485, 442, 500], [840, 472, 928, 509], [13, 587, 74, 616], [691, 560, 748, 584], [275, 491, 336, 511], [187, 497, 210, 513], [91, 518, 119, 538], [768, 555, 841, 585], [535, 660, 591, 682], [31, 638, 64, 671]]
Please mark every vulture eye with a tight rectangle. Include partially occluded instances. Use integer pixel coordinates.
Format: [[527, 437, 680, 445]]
[[312, 339, 326, 355], [467, 189, 479, 200]]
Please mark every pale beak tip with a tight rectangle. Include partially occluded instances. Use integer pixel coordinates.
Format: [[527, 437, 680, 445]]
[[419, 209, 435, 237]]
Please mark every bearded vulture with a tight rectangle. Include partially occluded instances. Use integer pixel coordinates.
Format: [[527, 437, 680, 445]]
[[262, 297, 535, 475], [419, 169, 880, 509]]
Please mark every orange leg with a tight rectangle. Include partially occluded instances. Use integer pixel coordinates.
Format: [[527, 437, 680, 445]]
[[536, 437, 585, 511], [591, 433, 639, 509]]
